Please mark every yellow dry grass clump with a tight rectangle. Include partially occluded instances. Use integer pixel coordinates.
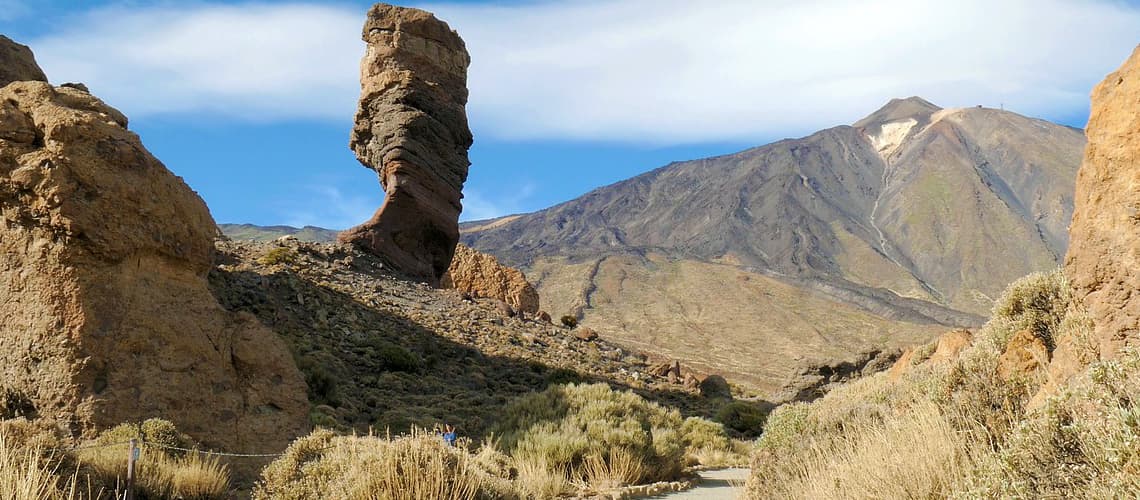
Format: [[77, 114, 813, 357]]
[[0, 418, 228, 500], [747, 269, 1140, 498]]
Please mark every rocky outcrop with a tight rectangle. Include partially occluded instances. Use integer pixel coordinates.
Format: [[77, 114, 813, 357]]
[[0, 76, 308, 452], [777, 348, 902, 402], [441, 244, 540, 315], [997, 329, 1049, 381], [1064, 44, 1140, 359], [339, 3, 473, 286], [0, 35, 47, 87]]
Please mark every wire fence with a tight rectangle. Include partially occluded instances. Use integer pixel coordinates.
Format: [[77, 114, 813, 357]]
[[46, 438, 339, 459]]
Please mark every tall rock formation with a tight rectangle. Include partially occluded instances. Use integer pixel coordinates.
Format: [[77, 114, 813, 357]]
[[442, 244, 540, 315], [1065, 45, 1140, 357], [0, 35, 47, 87], [0, 45, 308, 452], [339, 3, 473, 286]]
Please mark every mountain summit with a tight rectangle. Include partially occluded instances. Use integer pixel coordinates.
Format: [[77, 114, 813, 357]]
[[462, 98, 1084, 394]]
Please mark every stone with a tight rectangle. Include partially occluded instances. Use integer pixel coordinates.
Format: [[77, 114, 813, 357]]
[[493, 299, 516, 318], [928, 329, 973, 363], [698, 374, 732, 398], [339, 3, 473, 286], [441, 243, 540, 314], [574, 326, 599, 341], [1064, 44, 1140, 360], [0, 35, 47, 87], [997, 329, 1050, 381], [536, 310, 552, 323], [0, 81, 309, 453]]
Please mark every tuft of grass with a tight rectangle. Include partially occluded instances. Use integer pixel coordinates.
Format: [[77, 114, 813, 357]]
[[253, 428, 512, 500]]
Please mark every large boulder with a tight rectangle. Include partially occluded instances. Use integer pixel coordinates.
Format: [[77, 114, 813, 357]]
[[339, 3, 473, 286], [441, 243, 540, 315], [1064, 45, 1140, 359], [0, 78, 308, 452], [0, 35, 47, 87]]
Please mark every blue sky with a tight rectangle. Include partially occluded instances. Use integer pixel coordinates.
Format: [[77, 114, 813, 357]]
[[3, 0, 1140, 228]]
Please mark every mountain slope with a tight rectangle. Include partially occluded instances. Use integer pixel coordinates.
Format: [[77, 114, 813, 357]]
[[462, 98, 1084, 394]]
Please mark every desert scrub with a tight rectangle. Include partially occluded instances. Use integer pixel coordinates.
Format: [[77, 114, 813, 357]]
[[988, 268, 1070, 350], [962, 348, 1140, 498], [714, 401, 769, 436], [493, 383, 730, 491], [253, 428, 514, 500], [79, 419, 228, 499], [258, 246, 297, 266], [0, 421, 77, 500], [560, 315, 578, 328], [746, 269, 1102, 499]]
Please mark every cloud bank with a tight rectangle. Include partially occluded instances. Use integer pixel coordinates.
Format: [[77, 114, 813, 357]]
[[28, 0, 1140, 142]]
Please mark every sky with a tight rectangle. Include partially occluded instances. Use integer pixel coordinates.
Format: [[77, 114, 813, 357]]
[[2, 0, 1139, 229]]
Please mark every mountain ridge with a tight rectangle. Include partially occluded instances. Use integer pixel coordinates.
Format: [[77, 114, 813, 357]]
[[460, 98, 1084, 393]]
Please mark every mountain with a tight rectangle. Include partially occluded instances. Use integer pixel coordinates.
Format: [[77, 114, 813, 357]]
[[219, 223, 339, 243], [461, 98, 1085, 394]]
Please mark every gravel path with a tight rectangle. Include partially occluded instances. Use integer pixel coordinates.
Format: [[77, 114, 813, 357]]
[[650, 468, 749, 499]]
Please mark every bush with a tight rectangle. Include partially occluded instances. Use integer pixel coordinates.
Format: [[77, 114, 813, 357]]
[[82, 419, 228, 499], [372, 340, 421, 373], [492, 383, 730, 490], [990, 269, 1070, 350], [258, 247, 297, 266], [253, 429, 513, 500], [560, 315, 578, 329], [715, 401, 770, 436]]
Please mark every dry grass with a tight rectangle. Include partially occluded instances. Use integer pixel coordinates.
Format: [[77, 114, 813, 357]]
[[747, 268, 1140, 499], [254, 428, 514, 500], [76, 445, 228, 500], [0, 433, 77, 500]]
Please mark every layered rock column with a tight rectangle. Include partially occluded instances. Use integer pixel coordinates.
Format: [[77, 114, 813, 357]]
[[1064, 45, 1140, 357], [0, 39, 308, 452], [339, 3, 473, 286]]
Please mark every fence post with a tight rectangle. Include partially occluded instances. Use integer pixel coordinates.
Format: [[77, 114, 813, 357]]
[[125, 438, 138, 500]]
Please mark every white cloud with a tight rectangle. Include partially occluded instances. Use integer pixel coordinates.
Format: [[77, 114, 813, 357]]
[[426, 0, 1140, 142], [31, 3, 362, 121], [26, 0, 1140, 142]]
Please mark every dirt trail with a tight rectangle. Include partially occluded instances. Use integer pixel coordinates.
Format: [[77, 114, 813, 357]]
[[652, 468, 748, 499]]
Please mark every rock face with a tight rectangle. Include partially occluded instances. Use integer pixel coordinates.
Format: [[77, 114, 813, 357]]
[[1064, 45, 1140, 358], [441, 244, 540, 315], [0, 74, 308, 452], [339, 3, 473, 286], [0, 35, 47, 87]]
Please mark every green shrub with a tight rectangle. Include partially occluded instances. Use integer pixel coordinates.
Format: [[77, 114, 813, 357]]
[[493, 383, 729, 488], [715, 401, 770, 436], [258, 247, 297, 266], [990, 268, 1070, 349], [372, 340, 421, 373], [560, 315, 578, 328]]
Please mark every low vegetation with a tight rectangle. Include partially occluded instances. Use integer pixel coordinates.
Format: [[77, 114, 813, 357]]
[[0, 418, 228, 500], [3, 384, 740, 498], [747, 269, 1140, 498], [255, 383, 738, 498]]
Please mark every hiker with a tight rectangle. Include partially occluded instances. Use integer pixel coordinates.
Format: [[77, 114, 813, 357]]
[[443, 424, 457, 447]]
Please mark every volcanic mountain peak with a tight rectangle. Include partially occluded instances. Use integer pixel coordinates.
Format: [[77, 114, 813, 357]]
[[855, 96, 943, 160]]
